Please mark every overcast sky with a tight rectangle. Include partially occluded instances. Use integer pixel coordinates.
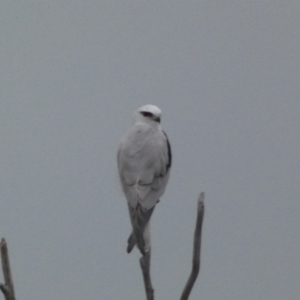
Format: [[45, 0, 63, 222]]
[[1, 1, 300, 299]]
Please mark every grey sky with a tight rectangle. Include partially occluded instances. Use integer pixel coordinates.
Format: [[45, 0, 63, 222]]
[[1, 1, 299, 299]]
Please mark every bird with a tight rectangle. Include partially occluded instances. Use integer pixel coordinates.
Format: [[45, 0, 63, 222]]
[[117, 104, 172, 255]]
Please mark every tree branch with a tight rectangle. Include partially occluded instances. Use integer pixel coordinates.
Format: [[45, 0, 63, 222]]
[[0, 238, 16, 300], [180, 192, 205, 300], [140, 250, 154, 300], [0, 194, 204, 300]]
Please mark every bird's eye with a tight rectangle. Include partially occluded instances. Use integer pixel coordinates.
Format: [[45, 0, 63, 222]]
[[141, 111, 153, 118]]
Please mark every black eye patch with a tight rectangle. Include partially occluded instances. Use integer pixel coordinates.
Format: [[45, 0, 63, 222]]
[[140, 111, 153, 118]]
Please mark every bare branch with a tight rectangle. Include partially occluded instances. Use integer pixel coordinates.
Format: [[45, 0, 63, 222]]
[[139, 250, 154, 300], [0, 238, 16, 300], [180, 192, 205, 300]]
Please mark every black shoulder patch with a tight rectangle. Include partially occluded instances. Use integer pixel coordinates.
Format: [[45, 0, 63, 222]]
[[162, 131, 172, 171]]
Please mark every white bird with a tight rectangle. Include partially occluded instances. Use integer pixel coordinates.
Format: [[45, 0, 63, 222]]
[[117, 105, 172, 255]]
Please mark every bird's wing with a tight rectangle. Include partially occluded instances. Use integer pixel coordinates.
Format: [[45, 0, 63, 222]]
[[118, 125, 171, 210]]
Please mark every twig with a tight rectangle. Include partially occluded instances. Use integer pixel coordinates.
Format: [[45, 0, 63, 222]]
[[180, 192, 205, 300], [139, 250, 154, 300], [0, 239, 16, 300]]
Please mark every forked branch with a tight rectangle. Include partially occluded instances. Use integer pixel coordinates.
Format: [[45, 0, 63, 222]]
[[0, 193, 205, 300], [138, 192, 205, 300], [0, 239, 16, 300]]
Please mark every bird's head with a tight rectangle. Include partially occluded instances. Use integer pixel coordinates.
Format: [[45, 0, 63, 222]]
[[133, 104, 162, 127]]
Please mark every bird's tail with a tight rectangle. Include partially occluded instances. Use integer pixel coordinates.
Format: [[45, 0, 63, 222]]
[[127, 203, 155, 255], [126, 232, 136, 254]]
